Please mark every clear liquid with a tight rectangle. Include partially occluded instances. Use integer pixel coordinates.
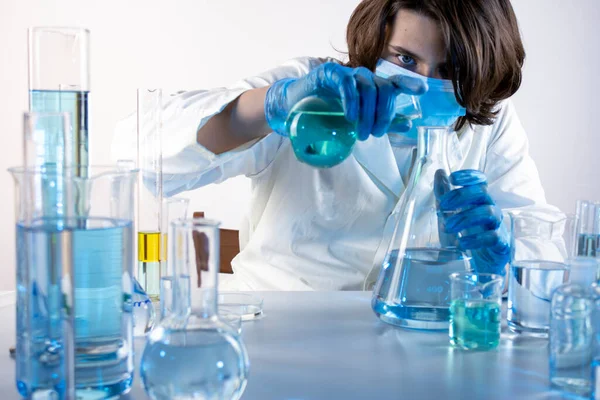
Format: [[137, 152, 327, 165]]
[[139, 261, 161, 301], [141, 328, 248, 400], [30, 90, 89, 171], [372, 248, 470, 330], [507, 262, 568, 336], [449, 299, 501, 350], [16, 217, 134, 397], [138, 232, 162, 300], [133, 279, 156, 337], [577, 233, 600, 257]]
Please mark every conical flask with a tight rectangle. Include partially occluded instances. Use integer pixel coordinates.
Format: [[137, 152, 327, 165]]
[[370, 126, 471, 330]]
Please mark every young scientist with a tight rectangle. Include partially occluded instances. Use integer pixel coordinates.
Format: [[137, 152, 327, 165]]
[[114, 0, 553, 291]]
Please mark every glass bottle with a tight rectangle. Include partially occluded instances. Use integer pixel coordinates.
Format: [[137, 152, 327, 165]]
[[141, 218, 249, 400], [370, 126, 471, 330], [286, 94, 420, 168], [550, 283, 594, 397]]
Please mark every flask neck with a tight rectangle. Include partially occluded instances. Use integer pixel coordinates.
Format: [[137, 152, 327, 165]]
[[416, 127, 451, 168]]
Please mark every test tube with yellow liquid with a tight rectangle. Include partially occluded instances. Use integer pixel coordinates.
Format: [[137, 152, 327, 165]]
[[137, 89, 164, 301]]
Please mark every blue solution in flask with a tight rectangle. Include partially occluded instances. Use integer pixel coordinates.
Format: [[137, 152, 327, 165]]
[[16, 217, 134, 397], [372, 248, 470, 330], [286, 96, 415, 168]]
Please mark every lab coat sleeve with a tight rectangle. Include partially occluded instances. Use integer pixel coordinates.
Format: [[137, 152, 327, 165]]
[[111, 57, 332, 197], [483, 100, 551, 210]]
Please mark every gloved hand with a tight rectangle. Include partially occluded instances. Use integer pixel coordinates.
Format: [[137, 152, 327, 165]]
[[434, 169, 511, 275], [265, 62, 426, 141]]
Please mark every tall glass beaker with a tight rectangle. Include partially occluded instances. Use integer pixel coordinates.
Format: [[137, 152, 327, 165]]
[[141, 218, 249, 400], [371, 127, 471, 330], [28, 27, 90, 174], [11, 165, 138, 398]]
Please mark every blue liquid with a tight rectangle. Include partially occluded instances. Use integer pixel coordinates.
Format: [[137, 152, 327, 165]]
[[141, 327, 248, 400], [372, 248, 470, 330], [30, 90, 89, 169], [287, 97, 410, 168], [288, 110, 357, 168], [449, 299, 501, 350], [16, 217, 134, 397]]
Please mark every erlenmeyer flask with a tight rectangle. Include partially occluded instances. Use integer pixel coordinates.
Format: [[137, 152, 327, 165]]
[[370, 127, 471, 330], [141, 218, 249, 400]]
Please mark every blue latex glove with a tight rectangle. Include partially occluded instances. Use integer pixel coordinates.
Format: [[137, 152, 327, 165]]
[[264, 62, 427, 141], [434, 169, 511, 275]]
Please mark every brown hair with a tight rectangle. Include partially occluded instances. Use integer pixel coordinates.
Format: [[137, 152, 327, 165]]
[[346, 0, 525, 130]]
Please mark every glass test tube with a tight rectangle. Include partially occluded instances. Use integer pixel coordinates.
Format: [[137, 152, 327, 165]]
[[576, 200, 600, 257], [137, 89, 164, 300], [159, 197, 190, 319], [28, 27, 90, 176]]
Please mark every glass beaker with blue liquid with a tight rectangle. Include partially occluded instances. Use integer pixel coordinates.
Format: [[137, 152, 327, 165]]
[[370, 127, 472, 330], [10, 164, 138, 398], [141, 218, 249, 400], [285, 93, 421, 168]]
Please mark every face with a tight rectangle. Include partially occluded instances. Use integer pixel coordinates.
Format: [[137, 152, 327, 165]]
[[381, 9, 449, 80]]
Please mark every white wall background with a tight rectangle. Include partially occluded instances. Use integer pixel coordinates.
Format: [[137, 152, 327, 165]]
[[0, 0, 598, 290]]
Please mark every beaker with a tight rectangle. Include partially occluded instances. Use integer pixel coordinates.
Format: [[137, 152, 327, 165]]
[[28, 27, 90, 173], [507, 208, 572, 336], [449, 272, 503, 351], [286, 94, 421, 168], [10, 165, 137, 398], [141, 218, 249, 400], [137, 89, 163, 301], [370, 127, 472, 330]]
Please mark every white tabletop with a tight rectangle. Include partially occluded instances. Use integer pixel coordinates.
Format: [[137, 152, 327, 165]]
[[1, 291, 569, 399]]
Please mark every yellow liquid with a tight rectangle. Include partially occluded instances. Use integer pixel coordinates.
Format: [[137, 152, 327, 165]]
[[138, 231, 161, 262]]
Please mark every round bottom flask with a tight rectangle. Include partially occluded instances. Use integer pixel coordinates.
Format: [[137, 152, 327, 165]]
[[141, 218, 249, 400]]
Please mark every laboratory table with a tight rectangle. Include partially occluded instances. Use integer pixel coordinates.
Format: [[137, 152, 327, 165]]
[[0, 291, 571, 399]]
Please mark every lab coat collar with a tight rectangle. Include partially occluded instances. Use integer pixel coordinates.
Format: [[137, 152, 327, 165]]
[[352, 136, 405, 201], [352, 131, 466, 202]]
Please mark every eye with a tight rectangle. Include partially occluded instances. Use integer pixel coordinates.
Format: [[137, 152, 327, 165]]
[[397, 54, 416, 66]]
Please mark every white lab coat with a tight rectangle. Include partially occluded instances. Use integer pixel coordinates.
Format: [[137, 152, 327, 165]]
[[112, 56, 552, 291]]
